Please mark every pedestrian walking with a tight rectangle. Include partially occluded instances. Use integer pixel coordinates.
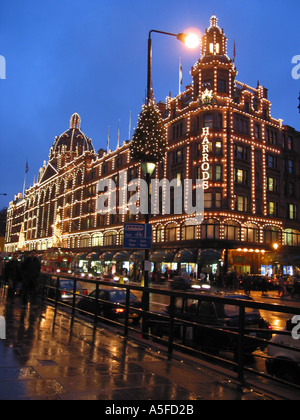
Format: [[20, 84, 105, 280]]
[[4, 253, 23, 303], [278, 275, 285, 299], [244, 273, 252, 295], [261, 276, 268, 296], [22, 250, 41, 307]]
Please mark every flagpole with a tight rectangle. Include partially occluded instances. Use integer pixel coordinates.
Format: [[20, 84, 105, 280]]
[[106, 126, 110, 152], [233, 40, 236, 64], [22, 175, 26, 198], [128, 111, 131, 140], [117, 120, 120, 148], [23, 159, 28, 197], [179, 57, 182, 95]]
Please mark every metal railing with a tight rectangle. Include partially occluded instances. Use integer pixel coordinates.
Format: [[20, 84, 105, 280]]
[[37, 273, 300, 390]]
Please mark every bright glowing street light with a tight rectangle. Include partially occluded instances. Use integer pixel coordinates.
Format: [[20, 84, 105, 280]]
[[177, 32, 201, 49]]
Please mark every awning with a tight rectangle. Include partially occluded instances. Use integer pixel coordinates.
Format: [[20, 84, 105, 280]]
[[262, 252, 293, 266], [86, 252, 101, 261], [198, 249, 222, 265], [150, 250, 175, 263], [73, 253, 87, 262], [129, 250, 145, 262], [113, 251, 131, 262], [99, 251, 115, 261], [174, 249, 197, 263]]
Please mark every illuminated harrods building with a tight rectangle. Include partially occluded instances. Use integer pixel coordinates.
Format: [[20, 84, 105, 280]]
[[5, 16, 300, 277]]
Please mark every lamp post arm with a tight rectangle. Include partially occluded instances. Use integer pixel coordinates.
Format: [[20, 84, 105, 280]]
[[147, 30, 181, 104]]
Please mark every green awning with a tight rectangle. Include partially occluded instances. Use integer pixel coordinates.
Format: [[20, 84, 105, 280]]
[[150, 250, 175, 263], [174, 249, 197, 263], [129, 251, 145, 262], [198, 249, 222, 265], [99, 252, 115, 261], [86, 252, 101, 261], [73, 253, 87, 262], [113, 251, 131, 262]]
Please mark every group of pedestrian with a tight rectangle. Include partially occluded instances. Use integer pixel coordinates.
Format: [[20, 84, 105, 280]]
[[1, 251, 41, 308]]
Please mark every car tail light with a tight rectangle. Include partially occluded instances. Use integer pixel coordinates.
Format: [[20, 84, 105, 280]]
[[83, 290, 88, 295], [115, 308, 125, 314]]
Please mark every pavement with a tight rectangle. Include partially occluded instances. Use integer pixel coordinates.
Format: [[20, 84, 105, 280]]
[[0, 285, 296, 401]]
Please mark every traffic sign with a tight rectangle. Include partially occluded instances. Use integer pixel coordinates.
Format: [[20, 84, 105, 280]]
[[123, 223, 152, 249]]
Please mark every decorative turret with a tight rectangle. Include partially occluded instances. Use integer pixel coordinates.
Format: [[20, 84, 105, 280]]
[[201, 15, 229, 61], [70, 112, 81, 129], [191, 15, 237, 100]]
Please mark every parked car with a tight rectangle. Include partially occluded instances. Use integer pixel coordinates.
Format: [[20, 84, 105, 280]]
[[44, 278, 88, 302], [240, 274, 277, 292], [150, 292, 272, 355], [169, 276, 192, 291], [266, 319, 300, 385], [77, 287, 142, 324]]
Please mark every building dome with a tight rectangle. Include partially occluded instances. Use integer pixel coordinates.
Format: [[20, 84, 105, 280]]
[[49, 113, 95, 161]]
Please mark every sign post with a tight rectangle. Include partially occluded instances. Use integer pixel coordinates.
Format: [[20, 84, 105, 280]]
[[123, 223, 152, 249]]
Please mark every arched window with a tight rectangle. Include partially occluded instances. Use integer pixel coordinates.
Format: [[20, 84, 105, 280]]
[[51, 185, 56, 200], [263, 226, 281, 244], [80, 235, 90, 248], [59, 181, 64, 195], [201, 219, 220, 240], [103, 231, 117, 247], [165, 223, 178, 242], [284, 229, 300, 246], [92, 233, 103, 247], [224, 221, 241, 241], [243, 223, 259, 243], [45, 188, 50, 203], [76, 171, 82, 186], [156, 225, 163, 243], [182, 222, 197, 241], [67, 177, 73, 190]]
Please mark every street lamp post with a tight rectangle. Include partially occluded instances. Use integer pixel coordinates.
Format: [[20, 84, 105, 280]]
[[141, 162, 156, 336], [273, 242, 279, 275], [140, 29, 200, 337]]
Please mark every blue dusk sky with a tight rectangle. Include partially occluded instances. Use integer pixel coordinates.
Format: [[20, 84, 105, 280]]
[[0, 0, 299, 210]]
